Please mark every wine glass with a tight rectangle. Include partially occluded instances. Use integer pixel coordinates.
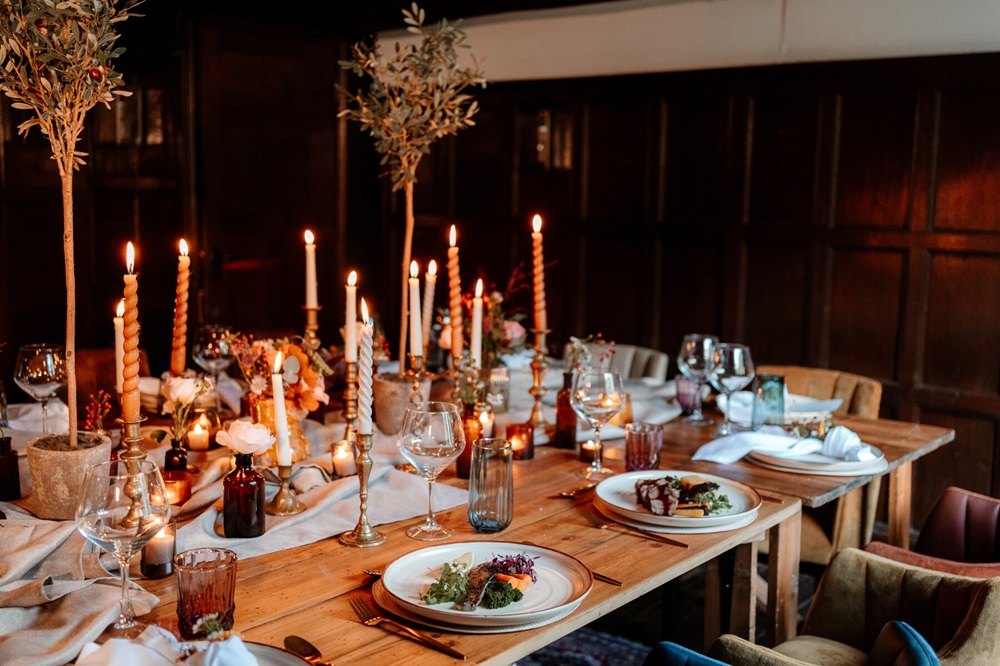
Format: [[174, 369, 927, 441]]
[[570, 367, 625, 480], [75, 460, 170, 638], [13, 343, 67, 433], [192, 324, 232, 391], [708, 343, 755, 436], [676, 334, 718, 426], [397, 401, 465, 540]]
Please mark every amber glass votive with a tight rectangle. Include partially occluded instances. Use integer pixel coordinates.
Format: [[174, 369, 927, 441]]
[[163, 470, 192, 506], [506, 423, 534, 460], [579, 440, 598, 463]]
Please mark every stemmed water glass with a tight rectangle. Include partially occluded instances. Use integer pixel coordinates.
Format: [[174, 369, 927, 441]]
[[708, 343, 755, 436], [676, 334, 717, 426], [75, 460, 170, 638], [571, 367, 625, 480], [13, 344, 67, 433], [397, 401, 465, 540], [192, 324, 232, 384]]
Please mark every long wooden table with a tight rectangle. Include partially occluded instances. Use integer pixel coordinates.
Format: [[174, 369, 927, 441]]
[[138, 446, 802, 664], [659, 414, 956, 549]]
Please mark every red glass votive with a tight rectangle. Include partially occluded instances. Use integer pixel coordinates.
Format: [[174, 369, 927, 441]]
[[579, 440, 598, 463], [506, 423, 534, 460]]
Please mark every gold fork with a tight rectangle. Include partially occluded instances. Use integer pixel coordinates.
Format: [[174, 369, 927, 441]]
[[348, 597, 466, 660]]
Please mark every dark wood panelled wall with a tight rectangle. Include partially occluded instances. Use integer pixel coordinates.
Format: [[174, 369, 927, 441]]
[[0, 6, 998, 527]]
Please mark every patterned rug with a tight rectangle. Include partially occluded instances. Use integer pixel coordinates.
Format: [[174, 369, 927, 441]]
[[516, 627, 652, 666]]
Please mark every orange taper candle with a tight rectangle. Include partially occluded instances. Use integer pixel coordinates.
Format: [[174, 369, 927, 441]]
[[531, 214, 548, 332], [447, 225, 464, 360], [122, 242, 141, 422], [169, 239, 190, 377]]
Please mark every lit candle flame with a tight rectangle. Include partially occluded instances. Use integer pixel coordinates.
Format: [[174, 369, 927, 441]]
[[116, 299, 125, 317], [273, 351, 283, 374], [361, 297, 369, 323], [179, 239, 188, 257], [479, 410, 490, 425], [428, 260, 437, 276], [410, 261, 419, 278], [126, 241, 135, 274], [304, 229, 315, 244], [449, 225, 457, 247], [193, 422, 203, 434], [532, 214, 543, 233], [348, 270, 357, 286], [336, 443, 351, 460], [475, 278, 483, 298]]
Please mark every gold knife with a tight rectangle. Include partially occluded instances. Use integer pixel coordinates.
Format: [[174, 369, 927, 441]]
[[581, 507, 689, 548]]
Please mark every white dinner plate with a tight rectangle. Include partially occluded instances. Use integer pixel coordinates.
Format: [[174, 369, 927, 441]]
[[180, 641, 309, 665], [372, 581, 575, 634], [593, 496, 758, 534], [747, 446, 884, 473], [380, 541, 593, 628], [747, 453, 889, 477], [595, 470, 762, 527]]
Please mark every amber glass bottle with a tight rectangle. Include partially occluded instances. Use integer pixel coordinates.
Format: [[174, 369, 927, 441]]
[[163, 439, 188, 473], [554, 372, 577, 449], [0, 436, 20, 501], [223, 453, 265, 538]]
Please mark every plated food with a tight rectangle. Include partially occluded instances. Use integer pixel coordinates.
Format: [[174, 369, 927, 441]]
[[421, 552, 538, 611], [634, 474, 732, 517]]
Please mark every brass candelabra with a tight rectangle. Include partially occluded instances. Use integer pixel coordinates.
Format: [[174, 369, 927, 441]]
[[303, 305, 321, 351], [339, 433, 387, 547], [117, 415, 147, 528], [342, 360, 359, 444], [528, 329, 551, 427], [266, 464, 305, 516]]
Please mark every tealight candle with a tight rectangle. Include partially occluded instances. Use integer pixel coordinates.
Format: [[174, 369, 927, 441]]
[[506, 423, 534, 460], [162, 471, 192, 506], [333, 442, 357, 477], [580, 440, 598, 463], [479, 407, 494, 438], [187, 422, 209, 451], [140, 521, 175, 579]]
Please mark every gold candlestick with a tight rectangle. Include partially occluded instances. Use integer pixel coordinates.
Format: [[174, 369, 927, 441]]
[[342, 360, 359, 445], [528, 329, 550, 427], [117, 415, 147, 528], [303, 304, 321, 351], [339, 433, 387, 547], [406, 353, 426, 403], [266, 464, 305, 515]]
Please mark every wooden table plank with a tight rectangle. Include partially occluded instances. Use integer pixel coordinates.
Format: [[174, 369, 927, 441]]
[[138, 445, 801, 664]]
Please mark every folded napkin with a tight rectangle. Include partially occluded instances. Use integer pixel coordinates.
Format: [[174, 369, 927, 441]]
[[6, 400, 69, 434], [77, 626, 258, 666], [692, 425, 876, 464], [0, 503, 158, 666], [718, 391, 843, 426]]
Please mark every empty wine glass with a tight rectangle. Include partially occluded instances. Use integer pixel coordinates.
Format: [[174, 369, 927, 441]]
[[75, 460, 170, 638], [708, 343, 755, 436], [192, 325, 232, 391], [676, 334, 717, 426], [571, 367, 625, 480], [397, 401, 465, 540], [13, 344, 67, 433]]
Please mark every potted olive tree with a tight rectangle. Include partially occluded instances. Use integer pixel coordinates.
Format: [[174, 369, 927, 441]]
[[339, 2, 485, 365], [0, 0, 140, 518]]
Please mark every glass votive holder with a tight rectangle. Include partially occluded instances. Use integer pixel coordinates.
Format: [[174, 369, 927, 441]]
[[458, 401, 493, 479], [189, 407, 222, 451], [506, 423, 534, 460], [579, 440, 598, 463], [140, 521, 176, 579], [162, 470, 192, 506], [625, 422, 664, 471], [332, 440, 358, 477], [175, 548, 238, 639], [675, 375, 700, 416]]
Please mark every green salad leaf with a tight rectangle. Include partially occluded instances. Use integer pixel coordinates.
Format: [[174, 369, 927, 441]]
[[420, 561, 469, 604]]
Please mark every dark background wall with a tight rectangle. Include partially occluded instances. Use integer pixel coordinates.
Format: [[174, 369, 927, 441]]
[[1, 3, 998, 527]]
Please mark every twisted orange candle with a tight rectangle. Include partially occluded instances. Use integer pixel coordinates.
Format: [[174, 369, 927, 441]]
[[170, 239, 190, 377], [122, 242, 141, 422], [447, 225, 464, 359], [531, 214, 548, 331]]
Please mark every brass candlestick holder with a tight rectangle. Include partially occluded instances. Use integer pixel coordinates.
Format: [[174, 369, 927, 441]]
[[266, 464, 305, 515], [406, 353, 426, 403], [342, 360, 359, 444], [339, 432, 387, 547], [528, 329, 551, 427], [303, 305, 321, 351], [117, 415, 147, 528]]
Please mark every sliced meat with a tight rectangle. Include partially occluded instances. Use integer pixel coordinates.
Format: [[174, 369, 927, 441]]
[[635, 478, 680, 515], [454, 564, 494, 611]]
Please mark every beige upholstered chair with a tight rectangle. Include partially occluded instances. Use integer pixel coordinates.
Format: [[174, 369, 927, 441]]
[[563, 342, 669, 382], [758, 364, 883, 565], [709, 548, 1000, 666]]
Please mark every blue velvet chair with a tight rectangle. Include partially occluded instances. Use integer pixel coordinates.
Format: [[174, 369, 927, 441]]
[[643, 641, 727, 666]]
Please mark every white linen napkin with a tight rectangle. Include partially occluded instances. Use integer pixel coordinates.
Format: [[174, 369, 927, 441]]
[[717, 391, 843, 426], [692, 425, 876, 464], [76, 626, 258, 666], [6, 400, 69, 434]]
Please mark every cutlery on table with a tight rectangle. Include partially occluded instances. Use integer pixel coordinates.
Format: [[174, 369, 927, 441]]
[[581, 507, 689, 549], [284, 635, 332, 665], [519, 540, 621, 586], [363, 568, 383, 578], [559, 483, 598, 499], [349, 597, 466, 660]]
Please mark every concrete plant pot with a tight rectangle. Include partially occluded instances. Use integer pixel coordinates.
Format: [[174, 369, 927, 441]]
[[372, 373, 432, 435], [27, 432, 112, 520]]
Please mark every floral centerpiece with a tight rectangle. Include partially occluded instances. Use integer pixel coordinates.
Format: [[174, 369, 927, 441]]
[[226, 334, 332, 464]]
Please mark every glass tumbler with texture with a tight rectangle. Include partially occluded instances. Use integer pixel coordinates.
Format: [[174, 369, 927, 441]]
[[174, 548, 238, 639], [625, 423, 664, 471], [468, 438, 514, 533]]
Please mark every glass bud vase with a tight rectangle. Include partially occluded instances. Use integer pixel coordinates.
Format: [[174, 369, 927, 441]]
[[163, 438, 188, 473], [554, 372, 578, 449], [223, 453, 265, 538], [484, 357, 511, 414]]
